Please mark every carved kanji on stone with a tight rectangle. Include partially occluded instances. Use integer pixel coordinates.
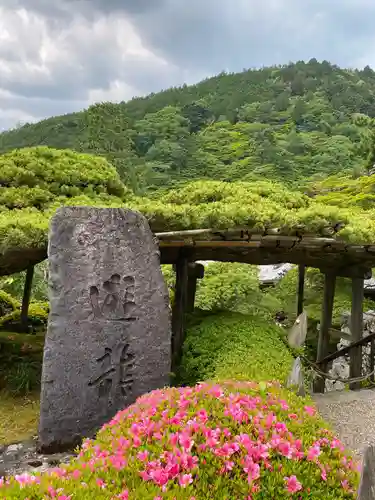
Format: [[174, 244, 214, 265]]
[[88, 343, 135, 403], [89, 274, 136, 321]]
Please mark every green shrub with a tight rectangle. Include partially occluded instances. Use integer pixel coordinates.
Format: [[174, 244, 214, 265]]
[[0, 146, 126, 201], [163, 262, 281, 319], [0, 381, 358, 498], [0, 290, 18, 316], [0, 261, 49, 302], [195, 263, 276, 317], [0, 302, 49, 330], [178, 312, 294, 386]]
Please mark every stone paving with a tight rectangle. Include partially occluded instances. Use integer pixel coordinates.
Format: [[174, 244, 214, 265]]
[[313, 388, 375, 460], [0, 436, 76, 477]]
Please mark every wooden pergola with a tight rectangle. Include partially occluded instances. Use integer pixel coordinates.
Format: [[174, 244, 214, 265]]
[[4, 224, 375, 393], [157, 227, 375, 393]]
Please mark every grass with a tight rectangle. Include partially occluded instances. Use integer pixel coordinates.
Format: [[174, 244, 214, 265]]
[[0, 391, 39, 445], [0, 330, 45, 349]]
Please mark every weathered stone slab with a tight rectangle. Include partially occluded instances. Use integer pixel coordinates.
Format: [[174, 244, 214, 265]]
[[288, 311, 307, 348], [38, 207, 171, 453]]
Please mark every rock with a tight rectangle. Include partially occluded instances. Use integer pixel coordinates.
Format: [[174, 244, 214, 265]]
[[326, 310, 375, 392], [38, 207, 171, 453], [27, 459, 43, 467], [288, 311, 307, 348], [286, 357, 305, 396], [5, 444, 23, 454]]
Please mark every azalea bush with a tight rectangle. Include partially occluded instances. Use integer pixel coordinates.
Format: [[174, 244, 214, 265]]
[[0, 381, 358, 499]]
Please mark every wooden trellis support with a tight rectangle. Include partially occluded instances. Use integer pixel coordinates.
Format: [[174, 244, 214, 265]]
[[313, 267, 369, 392], [186, 263, 205, 312], [20, 265, 35, 333], [171, 254, 189, 373], [313, 271, 336, 393], [349, 276, 365, 390], [171, 261, 205, 372], [297, 264, 305, 316]]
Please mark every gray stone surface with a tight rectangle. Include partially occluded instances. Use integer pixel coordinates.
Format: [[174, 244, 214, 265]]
[[38, 207, 171, 453], [313, 389, 375, 460], [0, 437, 75, 477]]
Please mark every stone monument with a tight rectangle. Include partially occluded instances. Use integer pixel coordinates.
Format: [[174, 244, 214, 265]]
[[38, 207, 171, 453]]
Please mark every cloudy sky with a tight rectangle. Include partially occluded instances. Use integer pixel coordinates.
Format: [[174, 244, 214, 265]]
[[1, 0, 375, 132]]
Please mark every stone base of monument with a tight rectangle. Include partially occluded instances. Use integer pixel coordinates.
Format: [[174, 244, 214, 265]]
[[0, 437, 76, 477]]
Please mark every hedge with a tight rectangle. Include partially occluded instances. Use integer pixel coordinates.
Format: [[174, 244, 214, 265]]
[[178, 312, 294, 386], [4, 172, 375, 275]]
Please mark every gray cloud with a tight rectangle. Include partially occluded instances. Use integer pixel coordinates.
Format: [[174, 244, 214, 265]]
[[126, 0, 375, 71], [1, 0, 375, 132]]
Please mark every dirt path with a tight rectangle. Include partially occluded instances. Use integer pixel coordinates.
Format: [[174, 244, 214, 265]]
[[313, 388, 375, 459]]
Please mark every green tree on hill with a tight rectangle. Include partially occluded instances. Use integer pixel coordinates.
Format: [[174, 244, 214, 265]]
[[2, 60, 375, 190]]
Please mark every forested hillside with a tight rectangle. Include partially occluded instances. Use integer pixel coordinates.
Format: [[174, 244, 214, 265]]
[[2, 59, 375, 193]]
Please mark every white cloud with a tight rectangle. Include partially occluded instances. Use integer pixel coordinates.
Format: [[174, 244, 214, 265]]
[[0, 5, 176, 129], [1, 0, 375, 131]]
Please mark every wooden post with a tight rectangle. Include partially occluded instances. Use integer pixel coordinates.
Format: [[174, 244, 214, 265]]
[[171, 255, 189, 373], [20, 265, 34, 333], [297, 264, 305, 316], [313, 272, 336, 393], [186, 263, 205, 313], [349, 276, 364, 390]]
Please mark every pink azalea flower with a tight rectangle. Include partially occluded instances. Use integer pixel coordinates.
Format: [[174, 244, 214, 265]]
[[96, 478, 106, 488], [341, 480, 350, 490], [179, 473, 193, 488], [284, 475, 303, 493], [137, 450, 149, 462], [307, 445, 321, 461], [14, 473, 37, 488], [304, 405, 316, 416]]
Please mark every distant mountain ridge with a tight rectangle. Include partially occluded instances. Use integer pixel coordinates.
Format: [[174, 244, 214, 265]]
[[1, 59, 375, 193]]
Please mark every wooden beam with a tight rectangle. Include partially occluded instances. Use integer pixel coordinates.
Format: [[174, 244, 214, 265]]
[[320, 266, 372, 280], [20, 265, 34, 333], [349, 276, 364, 390], [186, 263, 205, 313], [297, 264, 305, 316], [171, 255, 189, 373], [313, 272, 336, 393], [160, 245, 375, 272]]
